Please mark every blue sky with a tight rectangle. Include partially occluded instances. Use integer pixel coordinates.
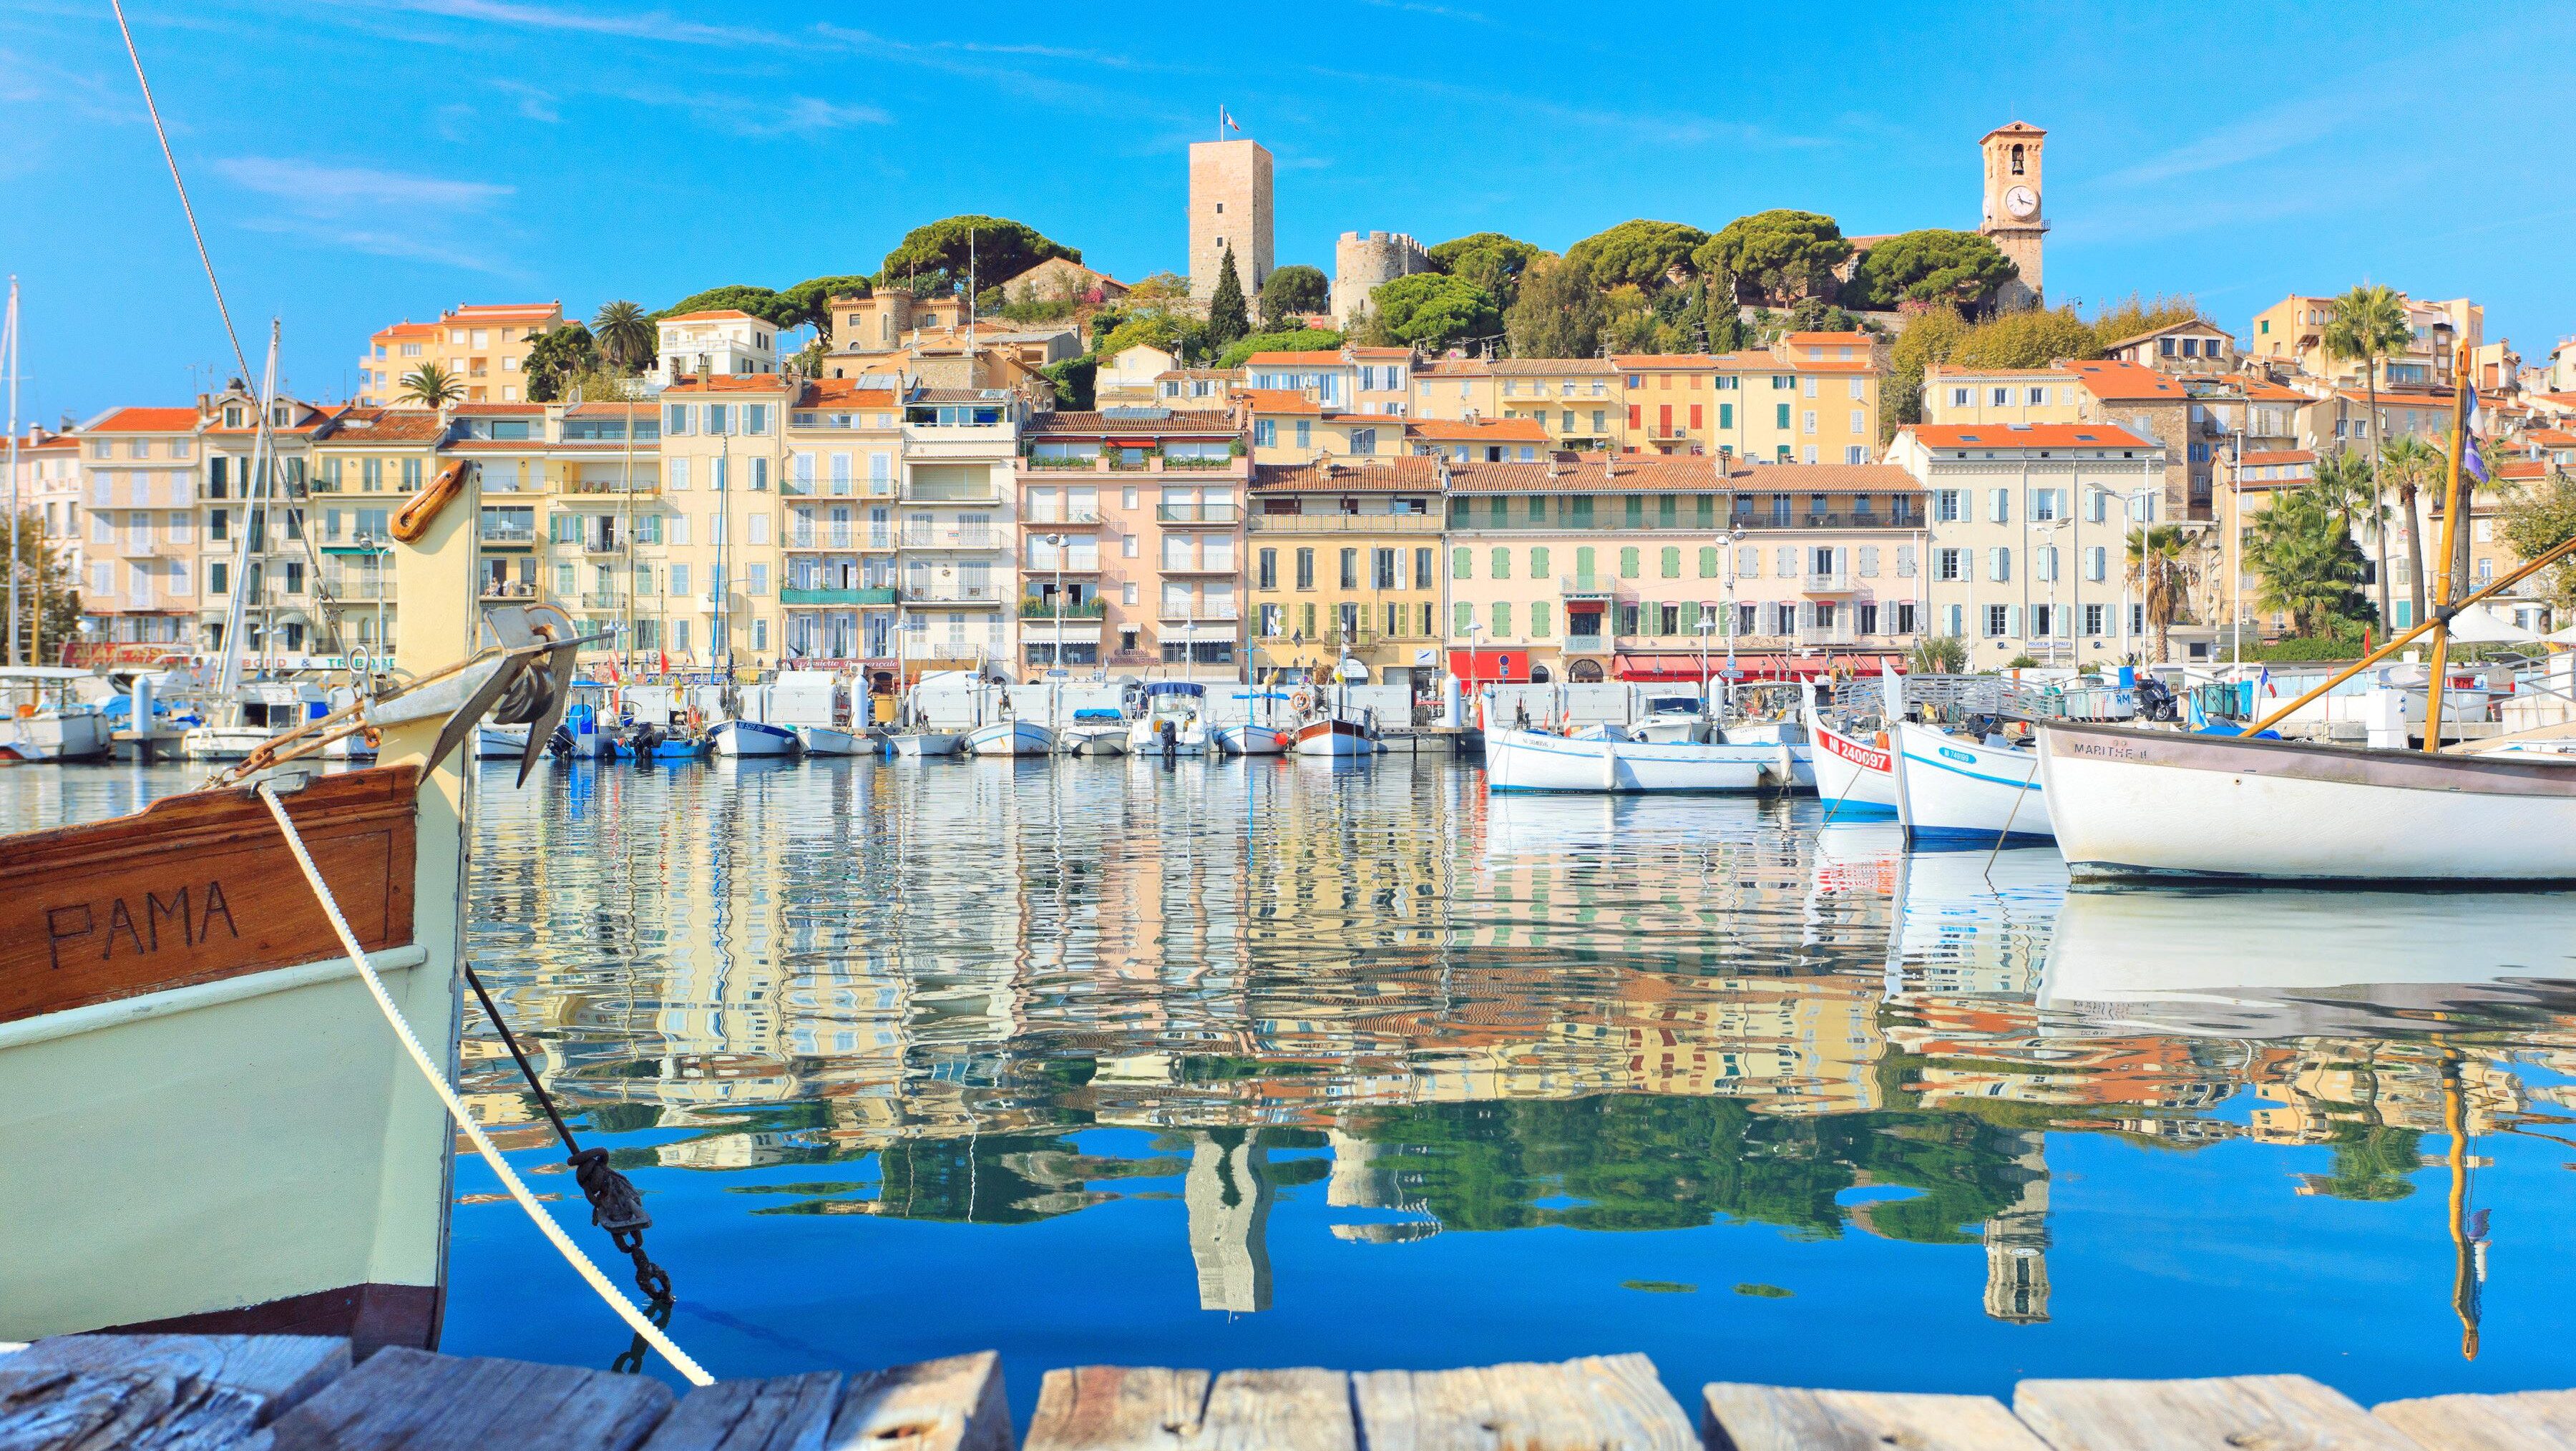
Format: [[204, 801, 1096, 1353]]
[[4, 1, 2570, 421]]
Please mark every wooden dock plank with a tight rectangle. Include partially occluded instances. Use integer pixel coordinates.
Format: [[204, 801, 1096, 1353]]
[[827, 1353, 1013, 1451], [2014, 1374, 2423, 1451], [641, 1370, 843, 1451], [2374, 1390, 2576, 1450], [1195, 1369, 1355, 1451], [0, 1333, 351, 1450], [1702, 1382, 2051, 1450], [1025, 1367, 1210, 1450], [257, 1344, 675, 1451], [1353, 1354, 1694, 1451]]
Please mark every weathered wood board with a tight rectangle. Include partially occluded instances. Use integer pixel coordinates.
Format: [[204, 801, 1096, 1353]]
[[639, 1370, 843, 1451], [1352, 1353, 1696, 1451], [255, 1344, 674, 1451], [1702, 1382, 2051, 1451], [2374, 1389, 2576, 1450], [0, 1334, 348, 1450], [2015, 1374, 2423, 1451], [829, 1352, 1013, 1451]]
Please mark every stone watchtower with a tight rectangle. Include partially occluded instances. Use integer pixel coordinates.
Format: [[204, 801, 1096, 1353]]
[[1979, 121, 2048, 310], [1331, 231, 1433, 328], [1189, 139, 1273, 306]]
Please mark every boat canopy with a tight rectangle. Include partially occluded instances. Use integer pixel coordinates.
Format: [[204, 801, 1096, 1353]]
[[1145, 681, 1205, 697], [1072, 708, 1123, 720]]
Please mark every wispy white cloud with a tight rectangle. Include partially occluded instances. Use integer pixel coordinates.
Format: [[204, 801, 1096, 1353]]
[[215, 156, 514, 210], [240, 217, 519, 275], [605, 86, 890, 137], [382, 0, 775, 46], [1356, 0, 1493, 24], [489, 79, 561, 123]]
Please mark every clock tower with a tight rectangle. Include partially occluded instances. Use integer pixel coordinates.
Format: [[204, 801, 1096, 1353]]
[[1980, 121, 2047, 309]]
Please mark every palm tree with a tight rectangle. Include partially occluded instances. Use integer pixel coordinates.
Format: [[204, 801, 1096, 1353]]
[[2127, 524, 2193, 663], [2321, 283, 2413, 617], [2308, 449, 2390, 625], [592, 300, 653, 374], [2380, 435, 2445, 621], [397, 362, 463, 408], [2245, 484, 2367, 637]]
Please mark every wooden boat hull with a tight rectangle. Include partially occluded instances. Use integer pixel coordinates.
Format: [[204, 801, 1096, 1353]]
[[889, 732, 962, 757], [2038, 720, 2576, 881], [709, 719, 801, 758], [794, 725, 869, 756], [0, 766, 452, 1355], [1809, 715, 1898, 816], [1892, 720, 2051, 844], [0, 711, 112, 762], [1291, 719, 1374, 758], [1213, 723, 1289, 756], [180, 725, 276, 761], [1485, 729, 1762, 793], [474, 723, 529, 758], [962, 721, 1055, 756], [1063, 725, 1129, 756]]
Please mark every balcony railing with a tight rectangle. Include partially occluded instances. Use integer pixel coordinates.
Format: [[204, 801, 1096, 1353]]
[[581, 537, 624, 554], [479, 580, 537, 600], [1559, 575, 1619, 600], [900, 584, 1002, 605], [788, 527, 860, 550], [781, 585, 899, 606], [479, 524, 537, 545], [1802, 570, 1854, 592], [565, 479, 659, 496], [578, 590, 620, 610], [1020, 509, 1103, 526], [1158, 605, 1242, 622], [1018, 596, 1107, 619], [899, 528, 1001, 550], [1156, 502, 1240, 524], [1245, 512, 1440, 534]]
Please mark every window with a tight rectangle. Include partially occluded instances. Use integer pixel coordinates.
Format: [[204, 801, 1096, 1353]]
[[2032, 488, 2061, 521], [1989, 488, 2010, 524], [1775, 403, 1791, 429], [1453, 601, 1473, 636], [1257, 548, 1277, 590], [1933, 489, 1961, 522], [2084, 603, 2106, 635], [1989, 547, 2011, 582], [1529, 546, 1548, 575], [1530, 602, 1551, 637], [1699, 546, 1719, 577], [1452, 547, 1471, 580], [1372, 548, 1400, 590], [1619, 547, 1640, 578], [1339, 547, 1359, 590], [1490, 547, 1511, 580], [1991, 387, 2011, 406], [1950, 387, 1971, 408], [1491, 601, 1512, 638], [2034, 546, 2057, 582], [2085, 546, 2107, 582], [1986, 604, 2010, 637], [1295, 548, 1315, 590], [1415, 547, 1433, 589], [1802, 410, 1817, 435], [1660, 547, 1679, 578]]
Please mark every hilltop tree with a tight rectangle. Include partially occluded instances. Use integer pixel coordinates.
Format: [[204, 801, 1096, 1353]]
[[1694, 210, 1851, 305], [877, 215, 1077, 295], [651, 283, 801, 331], [1257, 264, 1329, 327], [1362, 272, 1499, 351], [1428, 232, 1544, 308], [780, 275, 874, 339], [1842, 230, 2018, 313], [1206, 246, 1251, 346], [1218, 327, 1342, 369], [1505, 255, 1606, 358], [522, 321, 599, 403], [1563, 220, 1709, 292], [590, 300, 653, 372], [2087, 292, 2203, 353], [1952, 307, 2102, 368]]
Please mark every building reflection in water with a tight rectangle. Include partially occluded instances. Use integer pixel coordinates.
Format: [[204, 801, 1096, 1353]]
[[463, 758, 2576, 1339]]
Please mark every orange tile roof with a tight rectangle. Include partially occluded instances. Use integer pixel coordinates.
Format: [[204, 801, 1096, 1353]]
[[2527, 428, 2576, 448], [1609, 354, 1722, 370], [1785, 331, 1876, 346], [1026, 411, 1238, 436], [1483, 358, 1616, 376], [452, 401, 547, 415], [86, 406, 199, 433], [2057, 359, 2185, 401], [664, 373, 790, 393], [796, 379, 899, 407], [1347, 346, 1413, 359], [1415, 358, 1491, 377], [1251, 457, 1445, 492], [1405, 417, 1551, 442], [371, 322, 442, 342], [661, 308, 758, 323], [1719, 460, 1922, 490], [1245, 351, 1351, 366], [317, 407, 449, 444], [1443, 454, 1728, 494], [446, 303, 560, 321], [2239, 450, 2316, 466], [1903, 423, 2154, 449], [1923, 364, 2064, 379], [1239, 389, 1327, 416]]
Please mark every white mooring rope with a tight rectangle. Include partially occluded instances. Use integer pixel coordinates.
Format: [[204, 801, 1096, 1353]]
[[257, 782, 715, 1385]]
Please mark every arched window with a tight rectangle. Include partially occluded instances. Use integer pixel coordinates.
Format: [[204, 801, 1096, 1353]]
[[2010, 144, 2025, 176], [1528, 664, 1552, 683]]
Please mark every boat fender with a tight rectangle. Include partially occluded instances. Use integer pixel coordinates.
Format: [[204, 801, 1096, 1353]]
[[391, 458, 474, 543]]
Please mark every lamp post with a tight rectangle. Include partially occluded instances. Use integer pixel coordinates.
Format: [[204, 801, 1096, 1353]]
[[1723, 525, 1745, 709], [1045, 530, 1065, 731], [2036, 516, 2069, 668]]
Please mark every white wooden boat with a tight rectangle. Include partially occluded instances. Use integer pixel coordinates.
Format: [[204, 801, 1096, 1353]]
[[1128, 682, 1209, 756], [1721, 715, 1815, 789], [1292, 717, 1375, 758], [1807, 709, 1898, 816], [708, 718, 801, 758], [963, 719, 1055, 756], [474, 723, 530, 758], [1629, 693, 1713, 744], [1213, 723, 1291, 756], [1890, 719, 2051, 845], [2038, 720, 2576, 881], [1484, 728, 1762, 793], [1062, 711, 1130, 756], [0, 668, 112, 761], [889, 731, 962, 757], [794, 724, 869, 756]]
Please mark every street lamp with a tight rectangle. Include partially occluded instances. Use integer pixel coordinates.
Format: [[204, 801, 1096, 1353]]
[[1045, 530, 1065, 731], [2036, 517, 2069, 668], [351, 531, 391, 672], [1722, 524, 1745, 708]]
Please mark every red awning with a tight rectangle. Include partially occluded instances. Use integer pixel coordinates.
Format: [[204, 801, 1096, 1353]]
[[1448, 647, 1533, 684], [1614, 652, 1908, 682]]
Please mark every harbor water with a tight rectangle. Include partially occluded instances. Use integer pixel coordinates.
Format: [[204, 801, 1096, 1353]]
[[13, 754, 2576, 1417]]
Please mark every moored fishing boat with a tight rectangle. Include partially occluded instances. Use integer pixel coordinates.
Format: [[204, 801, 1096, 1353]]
[[1212, 721, 1290, 756], [963, 718, 1055, 756], [794, 723, 870, 756], [1062, 708, 1129, 756], [2037, 720, 2576, 881], [1483, 727, 1762, 793], [0, 667, 112, 762], [708, 717, 801, 758], [1891, 718, 2051, 845], [1807, 708, 1898, 816], [1128, 681, 1210, 756], [888, 729, 962, 757], [1292, 715, 1375, 758]]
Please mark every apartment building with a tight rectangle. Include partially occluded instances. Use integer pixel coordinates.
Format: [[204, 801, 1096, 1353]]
[[73, 406, 202, 646], [2249, 293, 2482, 389], [1241, 389, 1402, 466], [1921, 367, 2088, 428], [1019, 409, 1246, 679], [1888, 423, 2172, 666], [2101, 318, 2238, 374], [1246, 456, 1444, 687], [896, 389, 1022, 677], [310, 406, 447, 656], [658, 375, 789, 665], [6, 426, 82, 620], [1405, 416, 1552, 464], [549, 400, 667, 662], [1411, 359, 1625, 451], [1615, 332, 1885, 464], [358, 301, 565, 406], [656, 310, 781, 386], [1244, 347, 1413, 416], [780, 379, 904, 671], [1444, 455, 1924, 685], [2212, 449, 2316, 640], [196, 385, 341, 657]]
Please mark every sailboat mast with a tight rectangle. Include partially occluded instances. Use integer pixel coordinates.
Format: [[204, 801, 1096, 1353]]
[[5, 278, 19, 668]]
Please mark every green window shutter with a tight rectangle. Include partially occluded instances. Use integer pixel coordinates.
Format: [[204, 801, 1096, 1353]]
[[1491, 547, 1511, 580], [1719, 403, 1733, 430], [1493, 601, 1512, 638], [1660, 547, 1680, 577], [1453, 601, 1472, 635], [1681, 601, 1702, 632], [1489, 497, 1507, 524], [1575, 545, 1596, 580], [1658, 496, 1677, 527], [1696, 494, 1715, 526], [1698, 546, 1719, 577], [1571, 497, 1593, 525], [1619, 547, 1639, 579], [1452, 547, 1471, 580], [1449, 497, 1470, 522], [1775, 404, 1790, 429], [1624, 494, 1644, 526], [1531, 546, 1550, 576], [1531, 602, 1552, 638]]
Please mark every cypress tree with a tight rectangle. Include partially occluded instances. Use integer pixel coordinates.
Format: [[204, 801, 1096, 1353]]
[[1207, 245, 1250, 346]]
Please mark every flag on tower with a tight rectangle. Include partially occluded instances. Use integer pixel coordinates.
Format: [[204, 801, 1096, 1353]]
[[1220, 106, 1241, 134]]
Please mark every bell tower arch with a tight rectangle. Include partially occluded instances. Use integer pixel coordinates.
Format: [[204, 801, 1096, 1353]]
[[1979, 122, 2048, 309]]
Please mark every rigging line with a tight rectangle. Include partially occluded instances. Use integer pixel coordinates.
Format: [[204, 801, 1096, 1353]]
[[107, 0, 250, 381]]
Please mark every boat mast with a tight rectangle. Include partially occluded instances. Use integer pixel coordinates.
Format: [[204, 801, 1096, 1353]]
[[214, 326, 280, 700], [2421, 344, 2477, 754], [5, 278, 18, 667]]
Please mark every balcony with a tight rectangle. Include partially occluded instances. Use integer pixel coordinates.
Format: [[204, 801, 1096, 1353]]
[[479, 580, 538, 601], [787, 528, 860, 551], [323, 575, 392, 600], [1795, 626, 1858, 648], [1802, 570, 1855, 594], [1156, 502, 1241, 524], [1018, 596, 1107, 619], [577, 590, 620, 610], [564, 478, 659, 497], [781, 585, 899, 606], [899, 584, 1003, 607], [1158, 605, 1242, 623], [897, 528, 1002, 550], [1246, 512, 1441, 534], [581, 537, 625, 554], [1158, 558, 1239, 576], [1559, 575, 1619, 601], [1020, 509, 1102, 527], [479, 524, 537, 547]]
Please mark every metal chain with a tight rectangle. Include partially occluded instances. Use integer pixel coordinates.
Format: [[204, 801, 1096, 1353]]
[[464, 965, 675, 1307]]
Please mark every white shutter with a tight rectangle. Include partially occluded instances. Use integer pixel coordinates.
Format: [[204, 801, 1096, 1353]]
[[2006, 605, 2021, 639], [1990, 487, 2009, 523]]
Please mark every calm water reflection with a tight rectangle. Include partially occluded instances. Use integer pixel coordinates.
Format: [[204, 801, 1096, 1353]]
[[16, 756, 2576, 1415]]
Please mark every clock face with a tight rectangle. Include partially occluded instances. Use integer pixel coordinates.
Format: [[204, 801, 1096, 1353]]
[[2004, 185, 2039, 220]]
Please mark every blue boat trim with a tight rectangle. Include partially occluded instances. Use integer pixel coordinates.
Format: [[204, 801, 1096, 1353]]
[[1900, 748, 2045, 794]]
